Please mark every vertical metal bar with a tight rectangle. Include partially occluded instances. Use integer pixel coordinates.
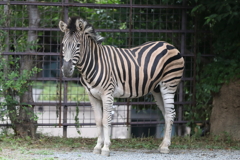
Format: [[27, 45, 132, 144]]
[[128, 0, 132, 48], [3, 1, 10, 126], [63, 82, 68, 138], [62, 0, 69, 138], [126, 99, 130, 126], [3, 0, 10, 69], [178, 0, 186, 136], [58, 1, 64, 128], [126, 0, 133, 127], [64, 0, 69, 22], [192, 4, 197, 129]]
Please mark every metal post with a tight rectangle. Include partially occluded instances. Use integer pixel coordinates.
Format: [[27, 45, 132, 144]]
[[128, 0, 133, 48], [62, 0, 69, 138], [126, 0, 133, 136], [192, 2, 198, 132], [178, 0, 186, 136], [63, 82, 68, 137], [3, 0, 10, 72]]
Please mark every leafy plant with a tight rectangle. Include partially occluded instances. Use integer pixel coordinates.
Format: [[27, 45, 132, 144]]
[[192, 0, 240, 92], [75, 104, 81, 135], [183, 0, 240, 131], [0, 55, 41, 123]]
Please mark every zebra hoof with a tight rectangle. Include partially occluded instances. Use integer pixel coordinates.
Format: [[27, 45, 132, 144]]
[[101, 149, 110, 156], [159, 147, 170, 154], [93, 148, 101, 154]]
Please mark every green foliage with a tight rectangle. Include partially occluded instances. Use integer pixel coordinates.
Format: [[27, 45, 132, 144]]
[[0, 57, 38, 94], [75, 105, 81, 135], [0, 23, 41, 123], [0, 55, 41, 121], [0, 31, 7, 51], [0, 57, 38, 95], [192, 0, 240, 92], [183, 0, 240, 127]]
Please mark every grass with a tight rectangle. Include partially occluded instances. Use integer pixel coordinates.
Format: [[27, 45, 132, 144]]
[[0, 128, 240, 159], [0, 133, 239, 159], [0, 134, 239, 152], [33, 81, 89, 102]]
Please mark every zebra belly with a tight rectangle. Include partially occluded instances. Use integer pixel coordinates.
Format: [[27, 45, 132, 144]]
[[112, 84, 151, 98]]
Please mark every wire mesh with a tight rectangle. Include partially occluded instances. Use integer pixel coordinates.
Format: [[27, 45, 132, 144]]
[[0, 0, 205, 138]]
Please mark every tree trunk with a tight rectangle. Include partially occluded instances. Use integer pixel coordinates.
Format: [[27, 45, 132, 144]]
[[210, 80, 240, 140], [10, 0, 40, 138]]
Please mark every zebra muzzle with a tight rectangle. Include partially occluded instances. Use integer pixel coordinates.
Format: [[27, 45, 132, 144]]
[[62, 59, 74, 77]]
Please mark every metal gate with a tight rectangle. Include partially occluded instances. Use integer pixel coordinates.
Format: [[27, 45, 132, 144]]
[[0, 0, 203, 138]]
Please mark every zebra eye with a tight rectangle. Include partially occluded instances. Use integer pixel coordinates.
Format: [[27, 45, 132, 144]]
[[77, 44, 80, 47]]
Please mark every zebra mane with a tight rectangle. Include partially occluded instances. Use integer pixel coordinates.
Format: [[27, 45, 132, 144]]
[[67, 16, 105, 44]]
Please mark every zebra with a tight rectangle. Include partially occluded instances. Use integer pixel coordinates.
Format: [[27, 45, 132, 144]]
[[59, 17, 184, 156]]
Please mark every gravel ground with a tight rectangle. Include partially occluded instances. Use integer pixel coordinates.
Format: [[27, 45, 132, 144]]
[[2, 148, 240, 160], [49, 149, 240, 160]]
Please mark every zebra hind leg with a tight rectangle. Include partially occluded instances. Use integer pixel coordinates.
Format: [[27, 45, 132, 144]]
[[159, 82, 176, 154], [151, 91, 166, 149]]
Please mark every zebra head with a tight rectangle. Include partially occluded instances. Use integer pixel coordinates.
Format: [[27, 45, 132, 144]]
[[59, 17, 104, 77]]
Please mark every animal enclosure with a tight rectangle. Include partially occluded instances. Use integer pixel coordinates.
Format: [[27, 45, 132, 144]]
[[0, 0, 210, 138]]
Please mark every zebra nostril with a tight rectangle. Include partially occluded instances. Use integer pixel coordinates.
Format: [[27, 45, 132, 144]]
[[70, 66, 75, 72]]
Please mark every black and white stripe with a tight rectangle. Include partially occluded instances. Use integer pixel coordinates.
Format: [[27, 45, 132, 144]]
[[77, 40, 184, 98], [59, 17, 184, 155]]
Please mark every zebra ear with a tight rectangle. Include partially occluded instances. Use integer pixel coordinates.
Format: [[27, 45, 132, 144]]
[[76, 19, 84, 31], [96, 34, 105, 44], [59, 20, 67, 32]]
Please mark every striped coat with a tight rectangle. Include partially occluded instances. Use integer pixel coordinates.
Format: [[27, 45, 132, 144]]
[[59, 17, 184, 156], [79, 41, 184, 98]]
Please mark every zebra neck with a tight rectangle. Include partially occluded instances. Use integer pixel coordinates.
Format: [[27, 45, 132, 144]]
[[78, 40, 103, 83]]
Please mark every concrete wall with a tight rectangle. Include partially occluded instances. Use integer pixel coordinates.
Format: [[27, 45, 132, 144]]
[[36, 105, 131, 138]]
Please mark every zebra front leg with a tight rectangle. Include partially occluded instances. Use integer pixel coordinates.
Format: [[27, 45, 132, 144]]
[[159, 82, 176, 154], [101, 95, 113, 156], [89, 95, 104, 154]]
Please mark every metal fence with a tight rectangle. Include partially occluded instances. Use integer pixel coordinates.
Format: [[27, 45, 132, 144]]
[[0, 0, 209, 138]]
